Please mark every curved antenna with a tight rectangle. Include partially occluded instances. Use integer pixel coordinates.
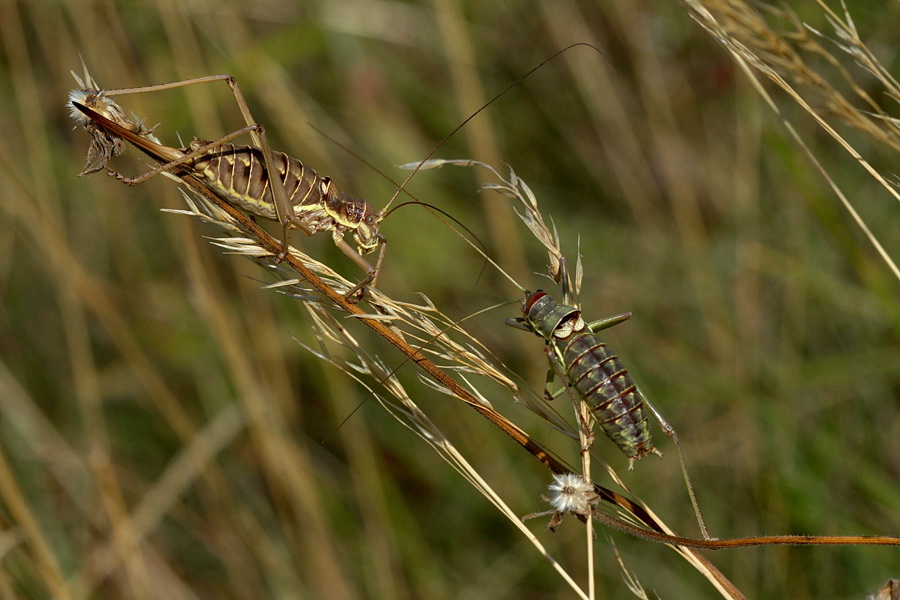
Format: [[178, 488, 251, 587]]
[[388, 199, 527, 291], [380, 42, 611, 213], [308, 124, 526, 291], [383, 198, 485, 244], [385, 199, 526, 291]]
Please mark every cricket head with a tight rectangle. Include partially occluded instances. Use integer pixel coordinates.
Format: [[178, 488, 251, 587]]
[[318, 177, 383, 255], [353, 202, 384, 255], [513, 290, 583, 341]]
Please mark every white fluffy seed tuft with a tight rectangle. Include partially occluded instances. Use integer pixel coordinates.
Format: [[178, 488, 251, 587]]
[[547, 473, 597, 515]]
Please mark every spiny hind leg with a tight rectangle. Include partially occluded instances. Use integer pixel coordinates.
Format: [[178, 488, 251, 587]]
[[105, 75, 295, 257], [641, 392, 710, 540], [107, 125, 260, 186], [104, 75, 263, 144]]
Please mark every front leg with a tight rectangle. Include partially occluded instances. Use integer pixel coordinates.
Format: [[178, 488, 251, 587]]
[[331, 234, 379, 303], [543, 347, 594, 451]]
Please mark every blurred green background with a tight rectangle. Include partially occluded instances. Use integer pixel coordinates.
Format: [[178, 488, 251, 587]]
[[0, 0, 897, 598]]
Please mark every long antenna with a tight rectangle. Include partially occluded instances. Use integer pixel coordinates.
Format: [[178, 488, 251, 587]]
[[380, 43, 611, 213], [307, 124, 526, 291]]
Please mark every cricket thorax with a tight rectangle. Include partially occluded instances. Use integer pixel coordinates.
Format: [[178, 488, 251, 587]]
[[522, 290, 582, 341], [552, 313, 585, 339], [322, 180, 366, 226]]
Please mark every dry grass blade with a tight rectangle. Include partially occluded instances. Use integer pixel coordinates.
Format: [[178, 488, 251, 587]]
[[685, 0, 899, 280], [608, 536, 650, 600]]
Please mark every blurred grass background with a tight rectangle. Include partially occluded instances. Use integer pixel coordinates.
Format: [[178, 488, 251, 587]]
[[0, 0, 898, 598]]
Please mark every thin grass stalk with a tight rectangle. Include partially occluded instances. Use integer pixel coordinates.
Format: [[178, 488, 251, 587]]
[[684, 0, 899, 280], [0, 444, 73, 600]]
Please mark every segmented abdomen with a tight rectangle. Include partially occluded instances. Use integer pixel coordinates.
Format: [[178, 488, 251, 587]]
[[189, 144, 327, 220], [560, 331, 654, 460]]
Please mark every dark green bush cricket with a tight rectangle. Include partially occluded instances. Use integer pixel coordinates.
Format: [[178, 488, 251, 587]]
[[508, 288, 709, 538]]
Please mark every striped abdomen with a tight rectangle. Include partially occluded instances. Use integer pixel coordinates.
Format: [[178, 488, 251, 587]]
[[515, 290, 654, 462], [559, 331, 653, 461], [69, 100, 380, 254], [188, 142, 371, 232]]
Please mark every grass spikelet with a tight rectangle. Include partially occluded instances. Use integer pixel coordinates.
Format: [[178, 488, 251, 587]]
[[69, 70, 160, 176], [685, 0, 899, 279]]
